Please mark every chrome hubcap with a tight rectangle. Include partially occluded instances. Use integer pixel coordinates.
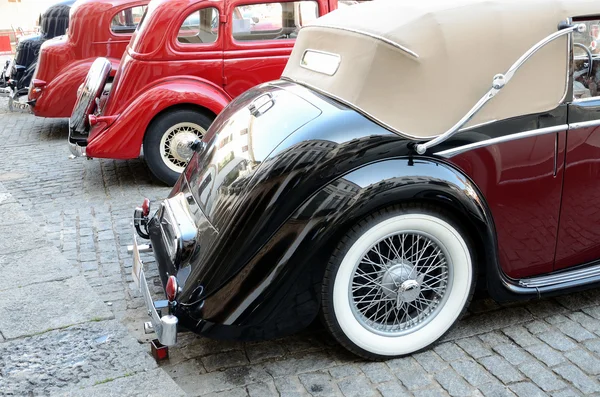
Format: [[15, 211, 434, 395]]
[[350, 232, 451, 336], [159, 122, 206, 173]]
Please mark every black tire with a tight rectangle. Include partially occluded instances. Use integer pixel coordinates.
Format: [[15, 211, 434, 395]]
[[321, 203, 476, 360], [143, 109, 214, 186]]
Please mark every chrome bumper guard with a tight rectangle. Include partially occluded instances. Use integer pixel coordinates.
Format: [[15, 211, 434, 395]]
[[132, 231, 178, 346], [68, 117, 87, 157]]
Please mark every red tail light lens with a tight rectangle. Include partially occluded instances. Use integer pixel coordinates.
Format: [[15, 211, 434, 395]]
[[142, 198, 150, 217], [166, 275, 178, 302]]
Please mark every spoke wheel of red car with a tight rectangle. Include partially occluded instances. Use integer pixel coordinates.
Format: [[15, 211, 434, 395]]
[[322, 204, 475, 359], [144, 109, 214, 186]]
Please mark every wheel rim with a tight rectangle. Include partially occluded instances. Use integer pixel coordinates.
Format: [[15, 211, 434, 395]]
[[349, 231, 452, 336], [159, 122, 206, 173]]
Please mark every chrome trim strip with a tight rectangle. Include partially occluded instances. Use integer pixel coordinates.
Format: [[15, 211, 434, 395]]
[[568, 119, 600, 130], [415, 23, 584, 154], [313, 25, 419, 59], [434, 124, 568, 158], [519, 262, 600, 288]]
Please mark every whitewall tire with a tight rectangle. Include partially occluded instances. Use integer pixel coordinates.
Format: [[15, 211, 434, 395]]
[[322, 204, 475, 359]]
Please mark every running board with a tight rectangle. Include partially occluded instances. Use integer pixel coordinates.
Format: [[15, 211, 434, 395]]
[[517, 261, 600, 290]]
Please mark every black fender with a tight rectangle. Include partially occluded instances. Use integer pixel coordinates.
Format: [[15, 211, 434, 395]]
[[195, 156, 526, 341]]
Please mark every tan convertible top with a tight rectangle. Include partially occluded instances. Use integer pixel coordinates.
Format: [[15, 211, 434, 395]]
[[282, 0, 598, 139]]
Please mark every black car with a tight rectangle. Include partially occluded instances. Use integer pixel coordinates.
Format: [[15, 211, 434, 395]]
[[131, 0, 600, 359]]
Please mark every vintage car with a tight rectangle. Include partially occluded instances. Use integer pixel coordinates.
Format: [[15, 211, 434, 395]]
[[129, 0, 600, 359], [27, 0, 148, 118], [67, 0, 351, 186], [0, 0, 73, 111]]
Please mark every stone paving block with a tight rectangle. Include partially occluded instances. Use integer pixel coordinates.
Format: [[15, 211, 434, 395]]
[[524, 343, 565, 367], [479, 331, 512, 347], [0, 276, 113, 339], [298, 372, 339, 397], [478, 381, 517, 397], [564, 348, 600, 375], [412, 386, 451, 397], [537, 331, 578, 352], [509, 382, 547, 397], [388, 357, 433, 391], [190, 365, 271, 395], [450, 360, 493, 388], [337, 374, 379, 397], [518, 361, 566, 392], [525, 321, 550, 335], [377, 381, 411, 397], [0, 201, 34, 225], [433, 342, 470, 362], [502, 326, 539, 347], [60, 368, 185, 397], [550, 388, 582, 397], [434, 368, 474, 397], [273, 375, 310, 397], [443, 308, 533, 341], [554, 320, 596, 342], [203, 388, 249, 397], [0, 245, 79, 291], [456, 337, 494, 359], [479, 355, 524, 384], [493, 343, 533, 366], [201, 350, 249, 372], [359, 362, 395, 384], [264, 352, 336, 378], [413, 350, 448, 374], [0, 320, 157, 396], [566, 312, 600, 334], [553, 364, 600, 394], [247, 380, 279, 397], [329, 364, 362, 380]]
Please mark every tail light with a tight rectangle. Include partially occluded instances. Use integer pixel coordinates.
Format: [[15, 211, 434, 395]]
[[166, 275, 178, 302], [142, 198, 150, 217]]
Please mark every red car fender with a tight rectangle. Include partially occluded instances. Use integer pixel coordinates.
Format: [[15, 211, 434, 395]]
[[86, 78, 232, 159], [31, 57, 121, 118]]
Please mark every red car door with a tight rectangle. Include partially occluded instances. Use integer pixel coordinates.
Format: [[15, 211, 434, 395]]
[[222, 0, 325, 98], [556, 17, 600, 270]]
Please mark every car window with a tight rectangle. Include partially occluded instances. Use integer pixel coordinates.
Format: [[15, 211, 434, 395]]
[[178, 7, 219, 44], [232, 1, 319, 42], [111, 6, 147, 34], [573, 19, 600, 100]]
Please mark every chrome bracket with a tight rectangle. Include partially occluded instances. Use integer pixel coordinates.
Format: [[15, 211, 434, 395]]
[[415, 22, 585, 155]]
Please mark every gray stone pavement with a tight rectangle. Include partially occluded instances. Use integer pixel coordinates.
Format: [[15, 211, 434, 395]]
[[6, 100, 600, 396], [0, 182, 185, 395]]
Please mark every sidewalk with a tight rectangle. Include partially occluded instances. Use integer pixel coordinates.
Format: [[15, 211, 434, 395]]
[[0, 183, 185, 396]]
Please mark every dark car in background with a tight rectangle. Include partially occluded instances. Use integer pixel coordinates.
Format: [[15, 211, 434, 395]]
[[0, 0, 73, 111]]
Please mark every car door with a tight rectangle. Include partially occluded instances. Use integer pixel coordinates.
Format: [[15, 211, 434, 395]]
[[222, 0, 323, 98], [556, 17, 600, 270], [174, 3, 225, 88]]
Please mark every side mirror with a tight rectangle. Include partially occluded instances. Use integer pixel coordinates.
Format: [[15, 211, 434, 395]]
[[189, 138, 205, 152], [252, 16, 259, 24]]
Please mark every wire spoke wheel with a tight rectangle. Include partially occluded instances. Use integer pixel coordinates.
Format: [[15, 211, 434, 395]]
[[350, 232, 451, 336], [159, 122, 206, 173], [324, 208, 474, 359]]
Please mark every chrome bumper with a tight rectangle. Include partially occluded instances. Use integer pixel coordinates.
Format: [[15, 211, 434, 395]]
[[132, 232, 178, 346], [68, 141, 87, 157]]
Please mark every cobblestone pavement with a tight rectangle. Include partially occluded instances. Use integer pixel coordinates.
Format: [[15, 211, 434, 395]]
[[6, 102, 600, 396]]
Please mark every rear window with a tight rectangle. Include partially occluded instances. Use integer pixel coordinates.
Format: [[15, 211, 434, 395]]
[[178, 7, 219, 44], [111, 5, 147, 34], [232, 1, 318, 42]]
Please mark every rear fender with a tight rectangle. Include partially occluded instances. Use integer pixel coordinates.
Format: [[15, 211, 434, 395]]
[[30, 57, 120, 118], [203, 158, 501, 332], [86, 77, 231, 159]]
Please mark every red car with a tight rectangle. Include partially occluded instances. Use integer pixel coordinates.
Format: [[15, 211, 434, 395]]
[[28, 0, 149, 118], [68, 0, 346, 185]]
